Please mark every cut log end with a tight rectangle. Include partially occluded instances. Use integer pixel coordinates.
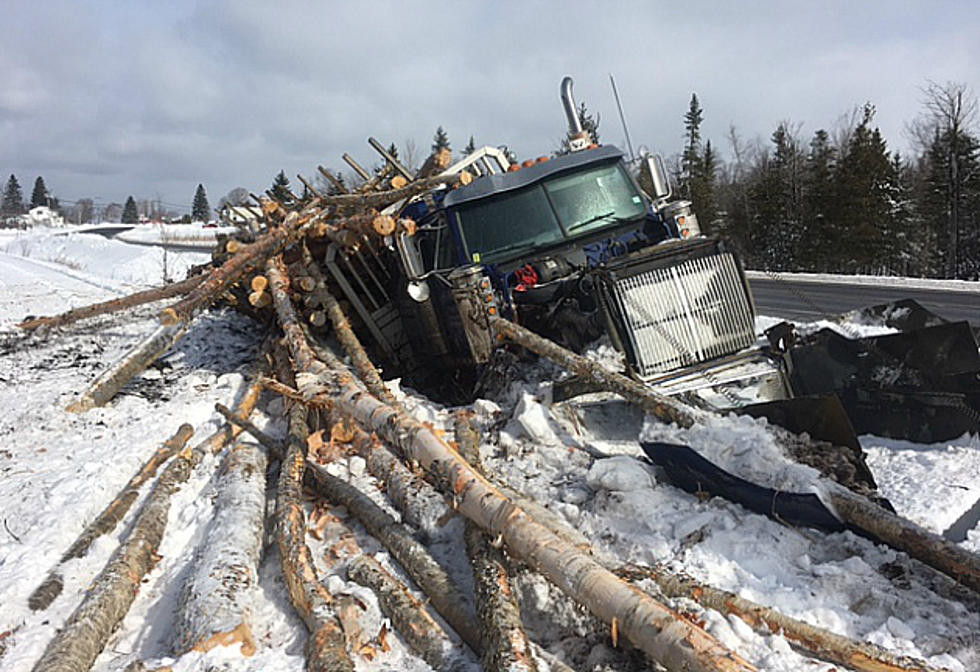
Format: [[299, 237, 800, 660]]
[[158, 307, 180, 326], [371, 215, 396, 236], [190, 622, 258, 657], [250, 275, 269, 293], [390, 175, 409, 190]]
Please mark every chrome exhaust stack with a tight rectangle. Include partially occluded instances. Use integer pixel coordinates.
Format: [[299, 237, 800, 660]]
[[560, 76, 591, 151]]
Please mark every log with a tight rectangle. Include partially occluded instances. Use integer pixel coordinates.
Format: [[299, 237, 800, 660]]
[[616, 564, 951, 672], [31, 378, 267, 672], [305, 462, 483, 655], [491, 317, 980, 595], [28, 424, 195, 612], [17, 274, 205, 332], [173, 442, 268, 656], [311, 171, 471, 210], [276, 400, 354, 672], [317, 166, 349, 195], [416, 148, 453, 179], [67, 323, 187, 412], [214, 402, 285, 459], [456, 411, 538, 672], [347, 555, 461, 670]]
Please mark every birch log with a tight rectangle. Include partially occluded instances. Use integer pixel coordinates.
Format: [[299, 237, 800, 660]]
[[66, 323, 187, 412], [269, 259, 755, 671], [347, 555, 462, 670], [31, 378, 264, 672], [491, 317, 980, 595], [616, 564, 951, 672], [28, 424, 194, 612], [276, 400, 354, 672], [172, 441, 268, 656], [456, 410, 538, 672], [18, 274, 205, 332]]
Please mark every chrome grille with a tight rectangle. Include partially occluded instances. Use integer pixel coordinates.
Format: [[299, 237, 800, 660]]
[[609, 252, 756, 377]]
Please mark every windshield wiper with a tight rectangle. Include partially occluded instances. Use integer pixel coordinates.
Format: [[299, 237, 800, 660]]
[[566, 210, 616, 232], [487, 240, 544, 259]]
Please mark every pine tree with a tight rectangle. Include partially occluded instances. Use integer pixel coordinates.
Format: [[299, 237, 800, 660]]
[[271, 170, 292, 203], [2, 175, 25, 215], [122, 196, 139, 224], [432, 126, 451, 154], [463, 135, 476, 156], [30, 177, 49, 209], [192, 184, 210, 222]]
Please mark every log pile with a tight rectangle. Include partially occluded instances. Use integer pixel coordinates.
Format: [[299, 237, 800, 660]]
[[20, 148, 975, 672]]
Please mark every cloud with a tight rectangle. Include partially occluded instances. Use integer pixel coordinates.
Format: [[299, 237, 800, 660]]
[[2, 0, 978, 210]]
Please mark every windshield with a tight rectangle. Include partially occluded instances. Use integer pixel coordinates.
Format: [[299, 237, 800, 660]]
[[455, 160, 645, 264]]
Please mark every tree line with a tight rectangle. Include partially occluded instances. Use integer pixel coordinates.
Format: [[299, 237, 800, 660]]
[[678, 81, 980, 280]]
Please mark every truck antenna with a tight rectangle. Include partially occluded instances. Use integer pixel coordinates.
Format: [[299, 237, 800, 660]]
[[609, 74, 635, 162]]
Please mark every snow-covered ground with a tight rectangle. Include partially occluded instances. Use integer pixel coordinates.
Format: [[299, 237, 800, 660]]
[[0, 231, 977, 672]]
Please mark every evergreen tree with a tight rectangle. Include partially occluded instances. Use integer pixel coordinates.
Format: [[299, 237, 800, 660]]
[[432, 126, 451, 154], [691, 140, 717, 230], [2, 175, 25, 215], [30, 177, 49, 209], [463, 135, 476, 156], [921, 126, 980, 278], [122, 196, 139, 224], [799, 129, 837, 270], [833, 104, 898, 272], [681, 94, 704, 201], [270, 170, 293, 204], [746, 123, 806, 270], [192, 184, 210, 222]]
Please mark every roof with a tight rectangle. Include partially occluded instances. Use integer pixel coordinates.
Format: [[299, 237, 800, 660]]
[[443, 144, 624, 208]]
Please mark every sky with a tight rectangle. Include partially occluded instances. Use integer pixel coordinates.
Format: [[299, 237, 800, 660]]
[[2, 0, 978, 216]]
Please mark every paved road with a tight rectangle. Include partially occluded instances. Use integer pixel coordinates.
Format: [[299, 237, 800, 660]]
[[748, 275, 980, 325]]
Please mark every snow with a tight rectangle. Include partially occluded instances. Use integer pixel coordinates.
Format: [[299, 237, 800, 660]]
[[0, 233, 977, 672]]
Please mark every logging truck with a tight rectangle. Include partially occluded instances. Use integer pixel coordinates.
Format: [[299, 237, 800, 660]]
[[325, 78, 783, 410]]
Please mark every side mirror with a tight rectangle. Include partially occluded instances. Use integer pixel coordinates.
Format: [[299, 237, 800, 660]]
[[396, 231, 431, 303], [642, 153, 672, 201]]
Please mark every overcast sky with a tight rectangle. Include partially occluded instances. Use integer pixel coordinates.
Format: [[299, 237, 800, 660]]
[[3, 1, 978, 214]]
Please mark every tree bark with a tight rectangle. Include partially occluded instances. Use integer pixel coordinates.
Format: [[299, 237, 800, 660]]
[[491, 317, 980, 595], [456, 410, 538, 672], [616, 564, 951, 672], [173, 442, 268, 656], [67, 323, 187, 412], [28, 424, 194, 612], [214, 402, 284, 460], [305, 462, 483, 655], [17, 274, 205, 332], [347, 555, 462, 670], [276, 400, 354, 672]]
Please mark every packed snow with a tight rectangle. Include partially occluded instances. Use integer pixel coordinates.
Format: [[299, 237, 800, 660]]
[[0, 230, 977, 672]]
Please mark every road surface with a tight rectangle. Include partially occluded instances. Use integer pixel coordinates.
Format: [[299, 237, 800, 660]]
[[749, 274, 980, 324]]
